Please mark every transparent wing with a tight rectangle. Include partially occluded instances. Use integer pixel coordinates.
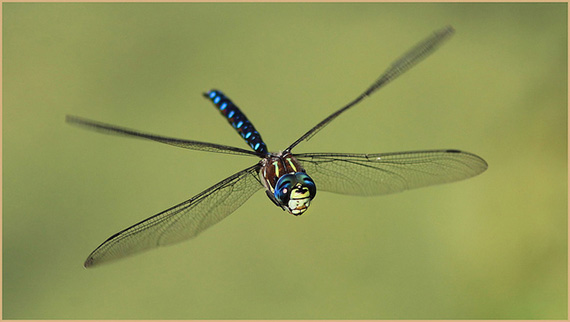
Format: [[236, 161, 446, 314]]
[[286, 26, 454, 152], [84, 165, 263, 267], [295, 149, 487, 196], [66, 115, 260, 157]]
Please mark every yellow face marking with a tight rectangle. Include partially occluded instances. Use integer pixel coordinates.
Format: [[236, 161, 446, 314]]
[[288, 193, 311, 215], [290, 188, 310, 199]]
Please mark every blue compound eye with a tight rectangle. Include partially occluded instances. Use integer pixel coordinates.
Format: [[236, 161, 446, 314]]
[[274, 173, 317, 215], [274, 174, 296, 205], [298, 173, 316, 199]]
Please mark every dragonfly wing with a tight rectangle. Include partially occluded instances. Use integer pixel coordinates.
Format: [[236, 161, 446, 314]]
[[295, 150, 487, 196], [285, 26, 454, 152], [84, 164, 263, 267], [66, 115, 259, 157]]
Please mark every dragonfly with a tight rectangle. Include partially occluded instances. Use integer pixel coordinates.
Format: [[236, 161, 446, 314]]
[[67, 26, 487, 268]]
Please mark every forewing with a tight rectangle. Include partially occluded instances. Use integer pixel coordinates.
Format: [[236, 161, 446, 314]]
[[285, 26, 454, 152], [295, 150, 487, 196], [66, 115, 259, 157], [84, 165, 263, 267]]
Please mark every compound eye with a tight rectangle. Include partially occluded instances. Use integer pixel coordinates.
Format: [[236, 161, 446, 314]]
[[273, 172, 317, 214], [296, 173, 316, 200], [274, 174, 296, 205]]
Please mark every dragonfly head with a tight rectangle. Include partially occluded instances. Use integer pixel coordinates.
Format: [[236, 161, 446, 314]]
[[274, 172, 316, 215]]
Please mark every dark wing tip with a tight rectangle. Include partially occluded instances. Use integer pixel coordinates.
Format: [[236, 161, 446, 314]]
[[441, 25, 455, 34], [83, 256, 95, 268], [66, 115, 80, 124], [447, 149, 489, 173]]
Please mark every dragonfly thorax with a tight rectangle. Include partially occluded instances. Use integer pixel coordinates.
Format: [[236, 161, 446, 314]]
[[259, 152, 316, 215]]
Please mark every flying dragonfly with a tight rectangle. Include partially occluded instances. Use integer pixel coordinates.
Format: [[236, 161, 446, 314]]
[[68, 26, 487, 268]]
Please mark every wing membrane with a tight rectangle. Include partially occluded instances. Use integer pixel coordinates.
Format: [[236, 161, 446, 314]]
[[67, 115, 259, 157], [286, 26, 455, 152], [84, 165, 262, 267], [295, 150, 487, 196]]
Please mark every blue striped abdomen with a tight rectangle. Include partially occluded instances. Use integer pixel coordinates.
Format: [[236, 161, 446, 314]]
[[203, 90, 268, 155]]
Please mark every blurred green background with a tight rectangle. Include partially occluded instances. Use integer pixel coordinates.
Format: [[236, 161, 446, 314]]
[[2, 3, 567, 319]]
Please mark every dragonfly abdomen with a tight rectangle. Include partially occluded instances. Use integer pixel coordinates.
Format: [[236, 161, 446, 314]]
[[204, 90, 268, 155]]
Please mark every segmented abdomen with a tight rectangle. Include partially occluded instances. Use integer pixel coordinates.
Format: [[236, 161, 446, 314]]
[[203, 90, 268, 155]]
